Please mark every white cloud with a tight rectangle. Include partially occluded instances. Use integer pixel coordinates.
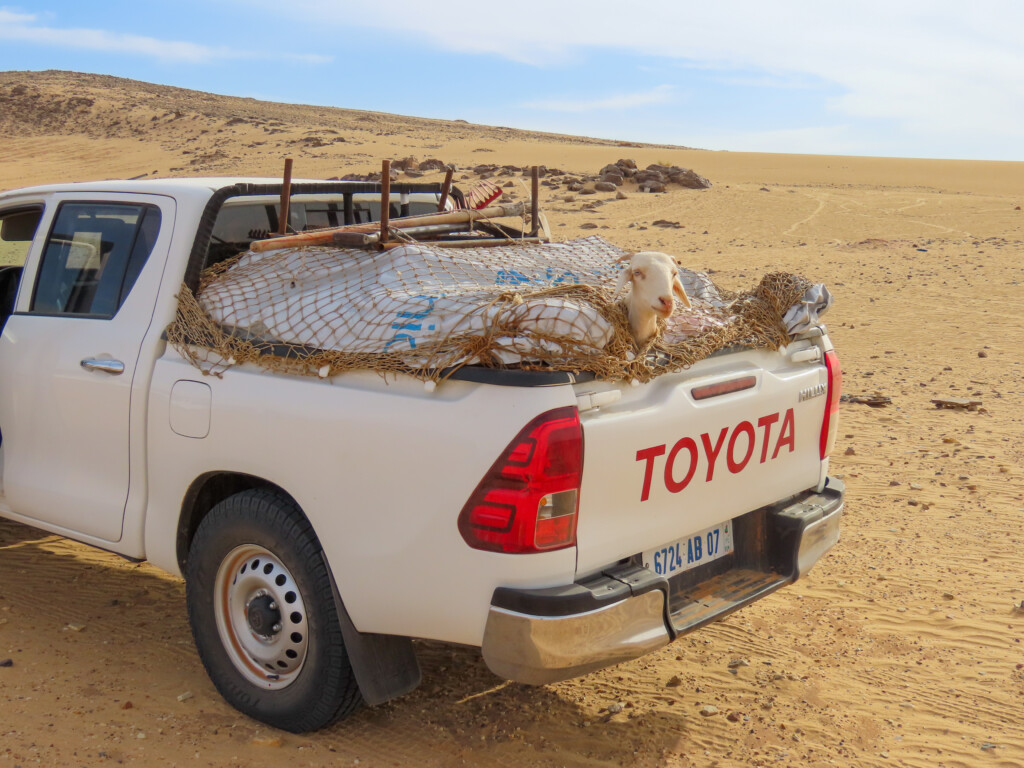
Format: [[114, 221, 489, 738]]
[[288, 0, 1024, 158], [0, 8, 331, 65], [524, 85, 674, 112]]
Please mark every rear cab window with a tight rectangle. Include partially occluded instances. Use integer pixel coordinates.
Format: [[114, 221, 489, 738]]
[[206, 193, 445, 268]]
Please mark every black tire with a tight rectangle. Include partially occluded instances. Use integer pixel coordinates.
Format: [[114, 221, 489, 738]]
[[185, 489, 362, 732]]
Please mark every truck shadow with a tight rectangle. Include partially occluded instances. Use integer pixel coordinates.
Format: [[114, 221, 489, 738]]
[[0, 518, 691, 767]]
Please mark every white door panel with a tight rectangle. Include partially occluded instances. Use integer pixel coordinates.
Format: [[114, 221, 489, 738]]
[[0, 194, 175, 541]]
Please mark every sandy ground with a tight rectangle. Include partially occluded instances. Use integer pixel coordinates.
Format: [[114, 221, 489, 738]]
[[1, 71, 1023, 768]]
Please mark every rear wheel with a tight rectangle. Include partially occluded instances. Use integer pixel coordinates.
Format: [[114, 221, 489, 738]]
[[185, 489, 361, 732]]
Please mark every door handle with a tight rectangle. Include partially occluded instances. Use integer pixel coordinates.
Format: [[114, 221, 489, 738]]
[[81, 358, 125, 375]]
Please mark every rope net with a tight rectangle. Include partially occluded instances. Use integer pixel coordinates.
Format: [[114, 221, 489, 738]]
[[166, 236, 813, 382]]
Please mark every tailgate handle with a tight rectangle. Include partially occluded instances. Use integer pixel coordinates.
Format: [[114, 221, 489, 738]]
[[789, 347, 822, 363], [576, 390, 622, 412]]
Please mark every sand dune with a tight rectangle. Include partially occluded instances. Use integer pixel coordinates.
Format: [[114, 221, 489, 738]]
[[0, 70, 1022, 768]]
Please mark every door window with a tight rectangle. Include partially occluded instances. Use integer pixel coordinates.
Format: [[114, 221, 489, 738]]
[[31, 203, 161, 317]]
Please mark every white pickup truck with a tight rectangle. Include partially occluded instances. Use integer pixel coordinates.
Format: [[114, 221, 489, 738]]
[[0, 177, 844, 733]]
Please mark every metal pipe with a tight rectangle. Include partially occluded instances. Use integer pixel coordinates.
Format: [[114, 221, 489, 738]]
[[530, 165, 539, 237], [380, 159, 391, 242], [277, 158, 293, 236], [438, 167, 454, 212]]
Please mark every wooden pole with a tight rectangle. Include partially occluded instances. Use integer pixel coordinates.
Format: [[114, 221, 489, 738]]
[[530, 165, 540, 237], [250, 202, 527, 251], [277, 157, 293, 236], [382, 237, 544, 251], [438, 167, 454, 212], [380, 159, 391, 243]]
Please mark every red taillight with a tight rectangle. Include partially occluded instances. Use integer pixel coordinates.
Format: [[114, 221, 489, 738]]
[[820, 349, 842, 459], [458, 407, 583, 553]]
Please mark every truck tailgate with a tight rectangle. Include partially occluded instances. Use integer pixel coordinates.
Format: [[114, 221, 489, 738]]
[[574, 346, 826, 577]]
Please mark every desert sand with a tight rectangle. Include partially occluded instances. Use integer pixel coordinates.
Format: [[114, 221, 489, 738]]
[[0, 71, 1022, 768]]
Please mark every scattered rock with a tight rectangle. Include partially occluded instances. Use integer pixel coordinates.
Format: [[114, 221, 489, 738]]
[[616, 190, 628, 200], [978, 350, 988, 358], [607, 702, 624, 714], [121, 701, 133, 710], [727, 711, 742, 722], [580, 222, 599, 229], [65, 622, 86, 632], [698, 704, 719, 717], [417, 158, 447, 171], [177, 691, 194, 702], [594, 181, 618, 192], [931, 398, 982, 411], [727, 658, 750, 668], [666, 675, 682, 687], [253, 736, 284, 747], [0, 659, 12, 668], [841, 393, 892, 407], [844, 446, 856, 456]]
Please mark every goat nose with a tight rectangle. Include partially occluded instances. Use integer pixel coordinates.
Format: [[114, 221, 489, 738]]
[[659, 296, 673, 310]]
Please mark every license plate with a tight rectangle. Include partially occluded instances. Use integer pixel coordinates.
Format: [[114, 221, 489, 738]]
[[643, 521, 734, 578]]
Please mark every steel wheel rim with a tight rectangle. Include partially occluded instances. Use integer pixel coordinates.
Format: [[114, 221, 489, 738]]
[[213, 544, 309, 689]]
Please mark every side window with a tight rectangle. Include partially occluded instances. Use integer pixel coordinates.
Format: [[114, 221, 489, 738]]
[[31, 203, 161, 317], [0, 207, 43, 266]]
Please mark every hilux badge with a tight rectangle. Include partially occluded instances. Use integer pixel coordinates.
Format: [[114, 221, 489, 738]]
[[799, 383, 827, 402]]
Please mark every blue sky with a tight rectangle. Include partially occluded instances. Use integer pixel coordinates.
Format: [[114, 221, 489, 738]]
[[1, 1, 1021, 161]]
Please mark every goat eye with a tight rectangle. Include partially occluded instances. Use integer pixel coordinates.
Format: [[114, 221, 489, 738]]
[[634, 269, 645, 279]]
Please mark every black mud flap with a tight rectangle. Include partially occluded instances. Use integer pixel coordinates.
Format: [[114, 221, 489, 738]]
[[323, 556, 422, 706]]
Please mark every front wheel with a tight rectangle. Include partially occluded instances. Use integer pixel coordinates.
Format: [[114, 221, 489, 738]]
[[185, 489, 361, 732]]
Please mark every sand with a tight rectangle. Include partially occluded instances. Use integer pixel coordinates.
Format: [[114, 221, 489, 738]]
[[0, 70, 1022, 768]]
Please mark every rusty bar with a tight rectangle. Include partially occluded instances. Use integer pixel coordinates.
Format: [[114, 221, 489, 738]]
[[530, 165, 540, 236], [438, 167, 454, 212], [380, 159, 391, 243], [277, 157, 293, 236], [250, 202, 527, 251], [343, 192, 354, 225], [382, 237, 543, 250]]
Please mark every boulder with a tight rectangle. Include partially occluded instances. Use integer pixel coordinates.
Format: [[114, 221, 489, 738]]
[[594, 181, 618, 192], [417, 158, 447, 171], [635, 169, 667, 185], [669, 168, 712, 189]]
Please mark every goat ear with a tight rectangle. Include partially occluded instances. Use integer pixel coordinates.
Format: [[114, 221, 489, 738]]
[[615, 265, 633, 295], [673, 275, 692, 308]]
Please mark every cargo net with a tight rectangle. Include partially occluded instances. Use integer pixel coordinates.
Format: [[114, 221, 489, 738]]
[[167, 236, 815, 382]]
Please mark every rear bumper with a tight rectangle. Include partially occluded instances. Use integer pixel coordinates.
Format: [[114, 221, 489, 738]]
[[482, 477, 844, 685]]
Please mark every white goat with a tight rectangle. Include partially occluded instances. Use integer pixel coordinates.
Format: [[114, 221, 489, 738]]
[[615, 251, 691, 345]]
